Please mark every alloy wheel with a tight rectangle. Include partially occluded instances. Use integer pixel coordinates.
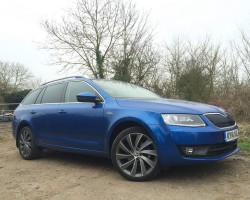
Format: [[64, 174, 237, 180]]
[[19, 128, 32, 158], [115, 132, 158, 178]]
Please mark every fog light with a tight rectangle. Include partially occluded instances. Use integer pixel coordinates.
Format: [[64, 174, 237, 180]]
[[186, 147, 194, 155], [179, 146, 209, 157]]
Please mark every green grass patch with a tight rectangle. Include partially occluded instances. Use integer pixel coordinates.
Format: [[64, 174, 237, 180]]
[[239, 138, 250, 151], [238, 123, 250, 151]]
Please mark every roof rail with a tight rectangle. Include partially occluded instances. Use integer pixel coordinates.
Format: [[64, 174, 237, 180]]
[[41, 76, 85, 86]]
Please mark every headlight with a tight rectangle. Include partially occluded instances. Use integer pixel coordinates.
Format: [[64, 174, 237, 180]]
[[161, 114, 206, 127]]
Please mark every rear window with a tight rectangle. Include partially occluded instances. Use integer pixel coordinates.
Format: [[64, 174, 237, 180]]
[[22, 89, 42, 105], [41, 83, 65, 103]]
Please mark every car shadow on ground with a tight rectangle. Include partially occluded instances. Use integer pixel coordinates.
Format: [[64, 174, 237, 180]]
[[40, 149, 237, 182], [41, 149, 114, 170], [158, 161, 236, 182]]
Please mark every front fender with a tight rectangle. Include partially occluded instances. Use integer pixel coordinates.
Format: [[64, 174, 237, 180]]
[[104, 108, 164, 155]]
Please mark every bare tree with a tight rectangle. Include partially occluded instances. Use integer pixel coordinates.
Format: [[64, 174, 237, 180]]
[[234, 29, 250, 79], [0, 62, 33, 91], [162, 38, 187, 96], [215, 49, 240, 96], [161, 37, 224, 101], [43, 0, 124, 78], [43, 0, 159, 83], [111, 2, 160, 85], [0, 61, 33, 101]]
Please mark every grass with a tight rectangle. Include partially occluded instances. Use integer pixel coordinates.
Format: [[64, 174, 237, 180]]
[[238, 123, 250, 152]]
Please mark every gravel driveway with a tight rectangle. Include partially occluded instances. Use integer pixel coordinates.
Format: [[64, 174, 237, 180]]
[[0, 122, 250, 200]]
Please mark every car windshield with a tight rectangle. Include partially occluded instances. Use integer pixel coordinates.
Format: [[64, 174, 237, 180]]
[[92, 79, 161, 99]]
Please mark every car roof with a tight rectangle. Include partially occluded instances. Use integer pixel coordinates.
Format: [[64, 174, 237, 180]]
[[39, 76, 110, 99]]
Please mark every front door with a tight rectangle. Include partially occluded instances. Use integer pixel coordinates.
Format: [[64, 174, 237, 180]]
[[56, 81, 105, 151]]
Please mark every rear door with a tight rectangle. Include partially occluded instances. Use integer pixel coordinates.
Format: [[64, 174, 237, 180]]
[[14, 88, 42, 137], [32, 82, 66, 145]]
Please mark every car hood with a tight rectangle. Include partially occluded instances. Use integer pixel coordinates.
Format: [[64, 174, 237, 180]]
[[115, 98, 224, 115]]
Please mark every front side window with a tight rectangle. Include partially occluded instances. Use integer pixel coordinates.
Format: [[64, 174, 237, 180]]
[[41, 83, 65, 103], [65, 81, 98, 102], [22, 89, 42, 105]]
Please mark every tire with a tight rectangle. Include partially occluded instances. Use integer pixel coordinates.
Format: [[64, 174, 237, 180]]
[[111, 126, 161, 181], [18, 127, 43, 160]]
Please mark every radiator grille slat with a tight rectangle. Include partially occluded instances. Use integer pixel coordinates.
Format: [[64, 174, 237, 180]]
[[205, 113, 235, 128]]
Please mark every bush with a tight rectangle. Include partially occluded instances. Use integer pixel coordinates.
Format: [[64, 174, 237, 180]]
[[209, 85, 250, 122]]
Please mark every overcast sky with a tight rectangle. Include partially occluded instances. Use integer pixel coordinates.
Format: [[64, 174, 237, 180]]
[[0, 0, 250, 82]]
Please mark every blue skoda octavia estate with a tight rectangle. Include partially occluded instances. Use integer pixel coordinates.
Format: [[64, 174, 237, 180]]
[[12, 76, 239, 181]]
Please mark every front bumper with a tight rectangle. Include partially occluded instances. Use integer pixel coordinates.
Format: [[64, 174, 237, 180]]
[[178, 140, 238, 157], [148, 124, 239, 167]]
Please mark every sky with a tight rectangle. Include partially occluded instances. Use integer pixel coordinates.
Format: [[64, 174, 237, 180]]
[[0, 0, 250, 82]]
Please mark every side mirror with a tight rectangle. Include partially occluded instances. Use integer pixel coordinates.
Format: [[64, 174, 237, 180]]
[[76, 92, 102, 103]]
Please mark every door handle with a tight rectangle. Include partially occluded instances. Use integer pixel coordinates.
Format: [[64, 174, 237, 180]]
[[30, 110, 36, 114], [58, 109, 67, 113]]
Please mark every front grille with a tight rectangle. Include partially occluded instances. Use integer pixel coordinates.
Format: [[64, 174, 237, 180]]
[[179, 140, 238, 157], [205, 113, 235, 128]]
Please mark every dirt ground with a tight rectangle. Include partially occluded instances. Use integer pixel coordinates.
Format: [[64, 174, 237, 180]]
[[0, 122, 250, 200]]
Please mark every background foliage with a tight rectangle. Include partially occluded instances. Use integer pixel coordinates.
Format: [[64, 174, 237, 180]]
[[1, 0, 250, 123]]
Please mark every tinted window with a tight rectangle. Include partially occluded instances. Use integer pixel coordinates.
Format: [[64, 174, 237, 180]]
[[22, 89, 42, 105], [35, 87, 45, 104], [41, 83, 65, 103], [65, 81, 97, 102]]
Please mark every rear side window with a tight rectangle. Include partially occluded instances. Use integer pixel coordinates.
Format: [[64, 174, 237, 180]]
[[41, 83, 65, 104], [22, 89, 42, 105], [35, 87, 46, 104], [65, 81, 98, 102]]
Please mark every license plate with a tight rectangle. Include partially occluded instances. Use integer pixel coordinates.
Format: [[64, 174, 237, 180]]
[[225, 129, 238, 142]]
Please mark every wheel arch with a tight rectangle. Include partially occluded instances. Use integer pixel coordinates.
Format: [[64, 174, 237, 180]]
[[106, 118, 156, 156], [16, 121, 32, 147]]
